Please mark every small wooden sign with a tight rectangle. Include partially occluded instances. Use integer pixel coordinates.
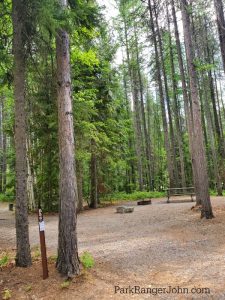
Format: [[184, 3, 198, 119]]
[[38, 207, 49, 279]]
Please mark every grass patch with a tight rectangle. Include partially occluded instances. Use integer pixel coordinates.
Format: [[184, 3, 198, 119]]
[[2, 289, 12, 300], [80, 252, 94, 269], [24, 285, 32, 292], [61, 281, 70, 289], [0, 253, 9, 267], [48, 255, 57, 263]]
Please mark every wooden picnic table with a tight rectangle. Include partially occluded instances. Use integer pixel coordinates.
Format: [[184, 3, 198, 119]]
[[166, 187, 195, 203]]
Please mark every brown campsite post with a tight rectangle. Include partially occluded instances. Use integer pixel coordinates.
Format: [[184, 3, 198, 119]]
[[38, 207, 49, 279]]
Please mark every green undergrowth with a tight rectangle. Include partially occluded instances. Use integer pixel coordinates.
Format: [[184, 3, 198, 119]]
[[0, 193, 14, 202], [210, 190, 225, 196], [101, 190, 225, 204], [101, 191, 165, 203], [0, 190, 223, 208]]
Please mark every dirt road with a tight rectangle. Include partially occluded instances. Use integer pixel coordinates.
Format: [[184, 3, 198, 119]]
[[1, 197, 225, 299]]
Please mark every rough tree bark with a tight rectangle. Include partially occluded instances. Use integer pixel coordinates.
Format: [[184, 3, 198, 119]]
[[12, 0, 32, 267], [180, 0, 213, 219], [56, 0, 80, 276]]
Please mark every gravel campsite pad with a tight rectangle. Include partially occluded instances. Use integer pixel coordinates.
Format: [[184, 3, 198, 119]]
[[1, 197, 225, 299]]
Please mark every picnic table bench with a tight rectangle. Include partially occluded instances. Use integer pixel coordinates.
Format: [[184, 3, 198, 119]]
[[166, 187, 195, 203]]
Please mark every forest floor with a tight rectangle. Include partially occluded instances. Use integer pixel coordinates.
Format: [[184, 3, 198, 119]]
[[1, 197, 225, 299]]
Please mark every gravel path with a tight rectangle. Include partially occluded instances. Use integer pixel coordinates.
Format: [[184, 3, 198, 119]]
[[1, 197, 225, 299]]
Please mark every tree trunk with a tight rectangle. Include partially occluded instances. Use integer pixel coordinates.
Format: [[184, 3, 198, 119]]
[[147, 0, 175, 188], [122, 59, 136, 193], [123, 18, 144, 190], [153, 0, 179, 187], [203, 17, 225, 157], [201, 19, 223, 195], [56, 0, 80, 276], [171, 0, 201, 203], [131, 63, 144, 191], [180, 0, 213, 219], [197, 78, 208, 151], [0, 99, 3, 193], [146, 89, 155, 187], [2, 101, 6, 193], [90, 139, 98, 209], [27, 139, 35, 211], [134, 26, 153, 191], [76, 160, 83, 212], [12, 0, 32, 267], [203, 76, 223, 196], [214, 0, 225, 74], [213, 67, 225, 139], [167, 7, 187, 189]]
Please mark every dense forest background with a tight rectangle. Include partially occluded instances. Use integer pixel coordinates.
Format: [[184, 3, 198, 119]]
[[0, 0, 225, 213]]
